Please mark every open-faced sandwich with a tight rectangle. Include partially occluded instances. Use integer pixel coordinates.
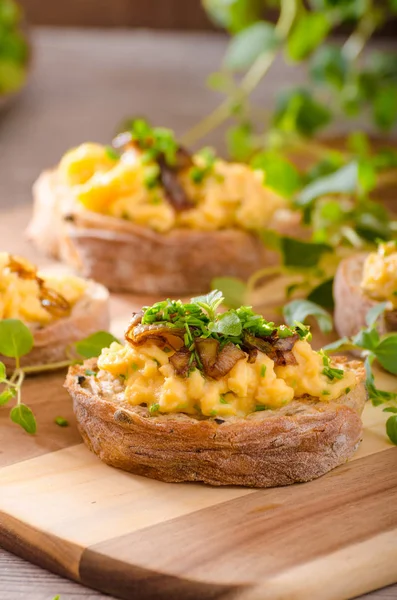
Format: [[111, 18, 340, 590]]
[[0, 252, 110, 368], [65, 291, 366, 488], [334, 241, 397, 337], [28, 120, 300, 295]]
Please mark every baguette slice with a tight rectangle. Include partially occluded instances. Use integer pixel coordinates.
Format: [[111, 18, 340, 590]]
[[65, 358, 366, 488], [334, 253, 397, 338], [28, 170, 302, 295], [1, 281, 110, 370]]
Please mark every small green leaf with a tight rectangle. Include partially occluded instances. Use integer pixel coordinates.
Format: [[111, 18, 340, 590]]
[[287, 12, 330, 61], [347, 131, 370, 157], [0, 387, 16, 405], [296, 162, 358, 208], [224, 21, 278, 71], [273, 88, 332, 137], [207, 71, 233, 92], [54, 416, 69, 427], [358, 158, 377, 193], [373, 335, 397, 375], [226, 122, 254, 161], [310, 44, 347, 89], [386, 415, 397, 445], [74, 332, 120, 359], [365, 302, 388, 327], [0, 361, 6, 380], [211, 277, 247, 309], [283, 299, 333, 333], [10, 404, 37, 434], [191, 289, 223, 310], [210, 311, 242, 337], [280, 237, 332, 268], [105, 146, 119, 160], [0, 319, 34, 358], [202, 0, 263, 34], [307, 278, 334, 309], [364, 355, 397, 406], [352, 327, 380, 352], [323, 337, 359, 353], [373, 84, 397, 132], [251, 151, 302, 198]]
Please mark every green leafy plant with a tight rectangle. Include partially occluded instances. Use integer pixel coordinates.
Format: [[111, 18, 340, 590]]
[[193, 1, 397, 148], [0, 0, 29, 96], [0, 319, 118, 434], [323, 304, 397, 444]]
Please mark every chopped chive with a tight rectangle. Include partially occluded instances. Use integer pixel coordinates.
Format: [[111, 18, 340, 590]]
[[260, 364, 266, 377], [219, 395, 228, 404], [255, 405, 267, 411], [322, 390, 331, 395], [149, 403, 160, 414], [345, 387, 351, 394], [105, 145, 119, 160], [54, 416, 69, 427], [85, 369, 97, 377]]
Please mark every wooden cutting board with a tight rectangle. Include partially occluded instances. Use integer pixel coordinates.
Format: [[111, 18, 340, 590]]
[[1, 206, 397, 600]]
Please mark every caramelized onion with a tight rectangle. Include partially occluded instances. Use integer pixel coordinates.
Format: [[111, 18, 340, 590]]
[[242, 331, 298, 367], [125, 321, 185, 351], [157, 155, 195, 211], [195, 338, 245, 380], [169, 348, 195, 377], [7, 256, 71, 318]]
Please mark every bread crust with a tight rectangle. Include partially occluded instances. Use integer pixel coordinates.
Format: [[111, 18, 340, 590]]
[[65, 358, 366, 488], [28, 170, 302, 295], [334, 253, 397, 338], [1, 281, 110, 369]]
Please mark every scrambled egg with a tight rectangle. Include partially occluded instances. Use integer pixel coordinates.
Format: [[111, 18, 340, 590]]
[[361, 242, 397, 308], [0, 253, 87, 325], [58, 143, 285, 233], [97, 339, 356, 418]]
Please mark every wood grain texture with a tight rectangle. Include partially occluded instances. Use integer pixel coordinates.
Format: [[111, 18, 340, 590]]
[[1, 27, 397, 600]]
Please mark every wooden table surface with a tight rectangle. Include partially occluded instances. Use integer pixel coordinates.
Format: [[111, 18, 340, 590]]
[[0, 27, 396, 600]]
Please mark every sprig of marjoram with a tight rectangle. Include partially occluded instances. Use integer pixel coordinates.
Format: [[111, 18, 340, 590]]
[[0, 319, 118, 434]]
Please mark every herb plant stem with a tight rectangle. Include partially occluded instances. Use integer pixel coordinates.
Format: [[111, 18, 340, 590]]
[[21, 359, 75, 375], [181, 0, 297, 147]]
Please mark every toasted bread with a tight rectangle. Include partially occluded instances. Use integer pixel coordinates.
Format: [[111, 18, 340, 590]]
[[1, 281, 110, 369], [334, 253, 397, 338], [65, 357, 366, 488], [28, 170, 303, 295]]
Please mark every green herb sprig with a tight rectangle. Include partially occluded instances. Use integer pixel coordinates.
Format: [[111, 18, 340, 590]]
[[323, 304, 397, 444], [140, 290, 310, 350], [0, 319, 118, 434]]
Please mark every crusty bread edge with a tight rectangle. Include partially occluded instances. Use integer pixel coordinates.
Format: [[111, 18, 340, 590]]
[[65, 358, 366, 488], [27, 169, 304, 295], [1, 281, 110, 369]]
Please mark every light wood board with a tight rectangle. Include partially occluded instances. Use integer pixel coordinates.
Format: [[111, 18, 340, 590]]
[[1, 206, 397, 600]]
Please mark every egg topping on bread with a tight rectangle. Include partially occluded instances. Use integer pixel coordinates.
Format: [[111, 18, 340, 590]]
[[58, 120, 285, 234], [361, 241, 397, 308], [0, 253, 87, 325], [97, 293, 357, 418]]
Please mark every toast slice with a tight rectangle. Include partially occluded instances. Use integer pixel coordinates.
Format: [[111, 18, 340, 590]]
[[28, 170, 302, 295], [334, 253, 397, 338], [1, 280, 110, 369], [65, 357, 366, 488]]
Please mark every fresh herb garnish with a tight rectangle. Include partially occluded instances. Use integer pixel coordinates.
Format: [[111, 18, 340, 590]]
[[189, 147, 217, 184], [0, 319, 120, 434], [260, 364, 266, 377], [324, 305, 397, 444], [140, 291, 303, 351], [54, 416, 69, 427], [85, 369, 97, 377], [283, 299, 333, 334]]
